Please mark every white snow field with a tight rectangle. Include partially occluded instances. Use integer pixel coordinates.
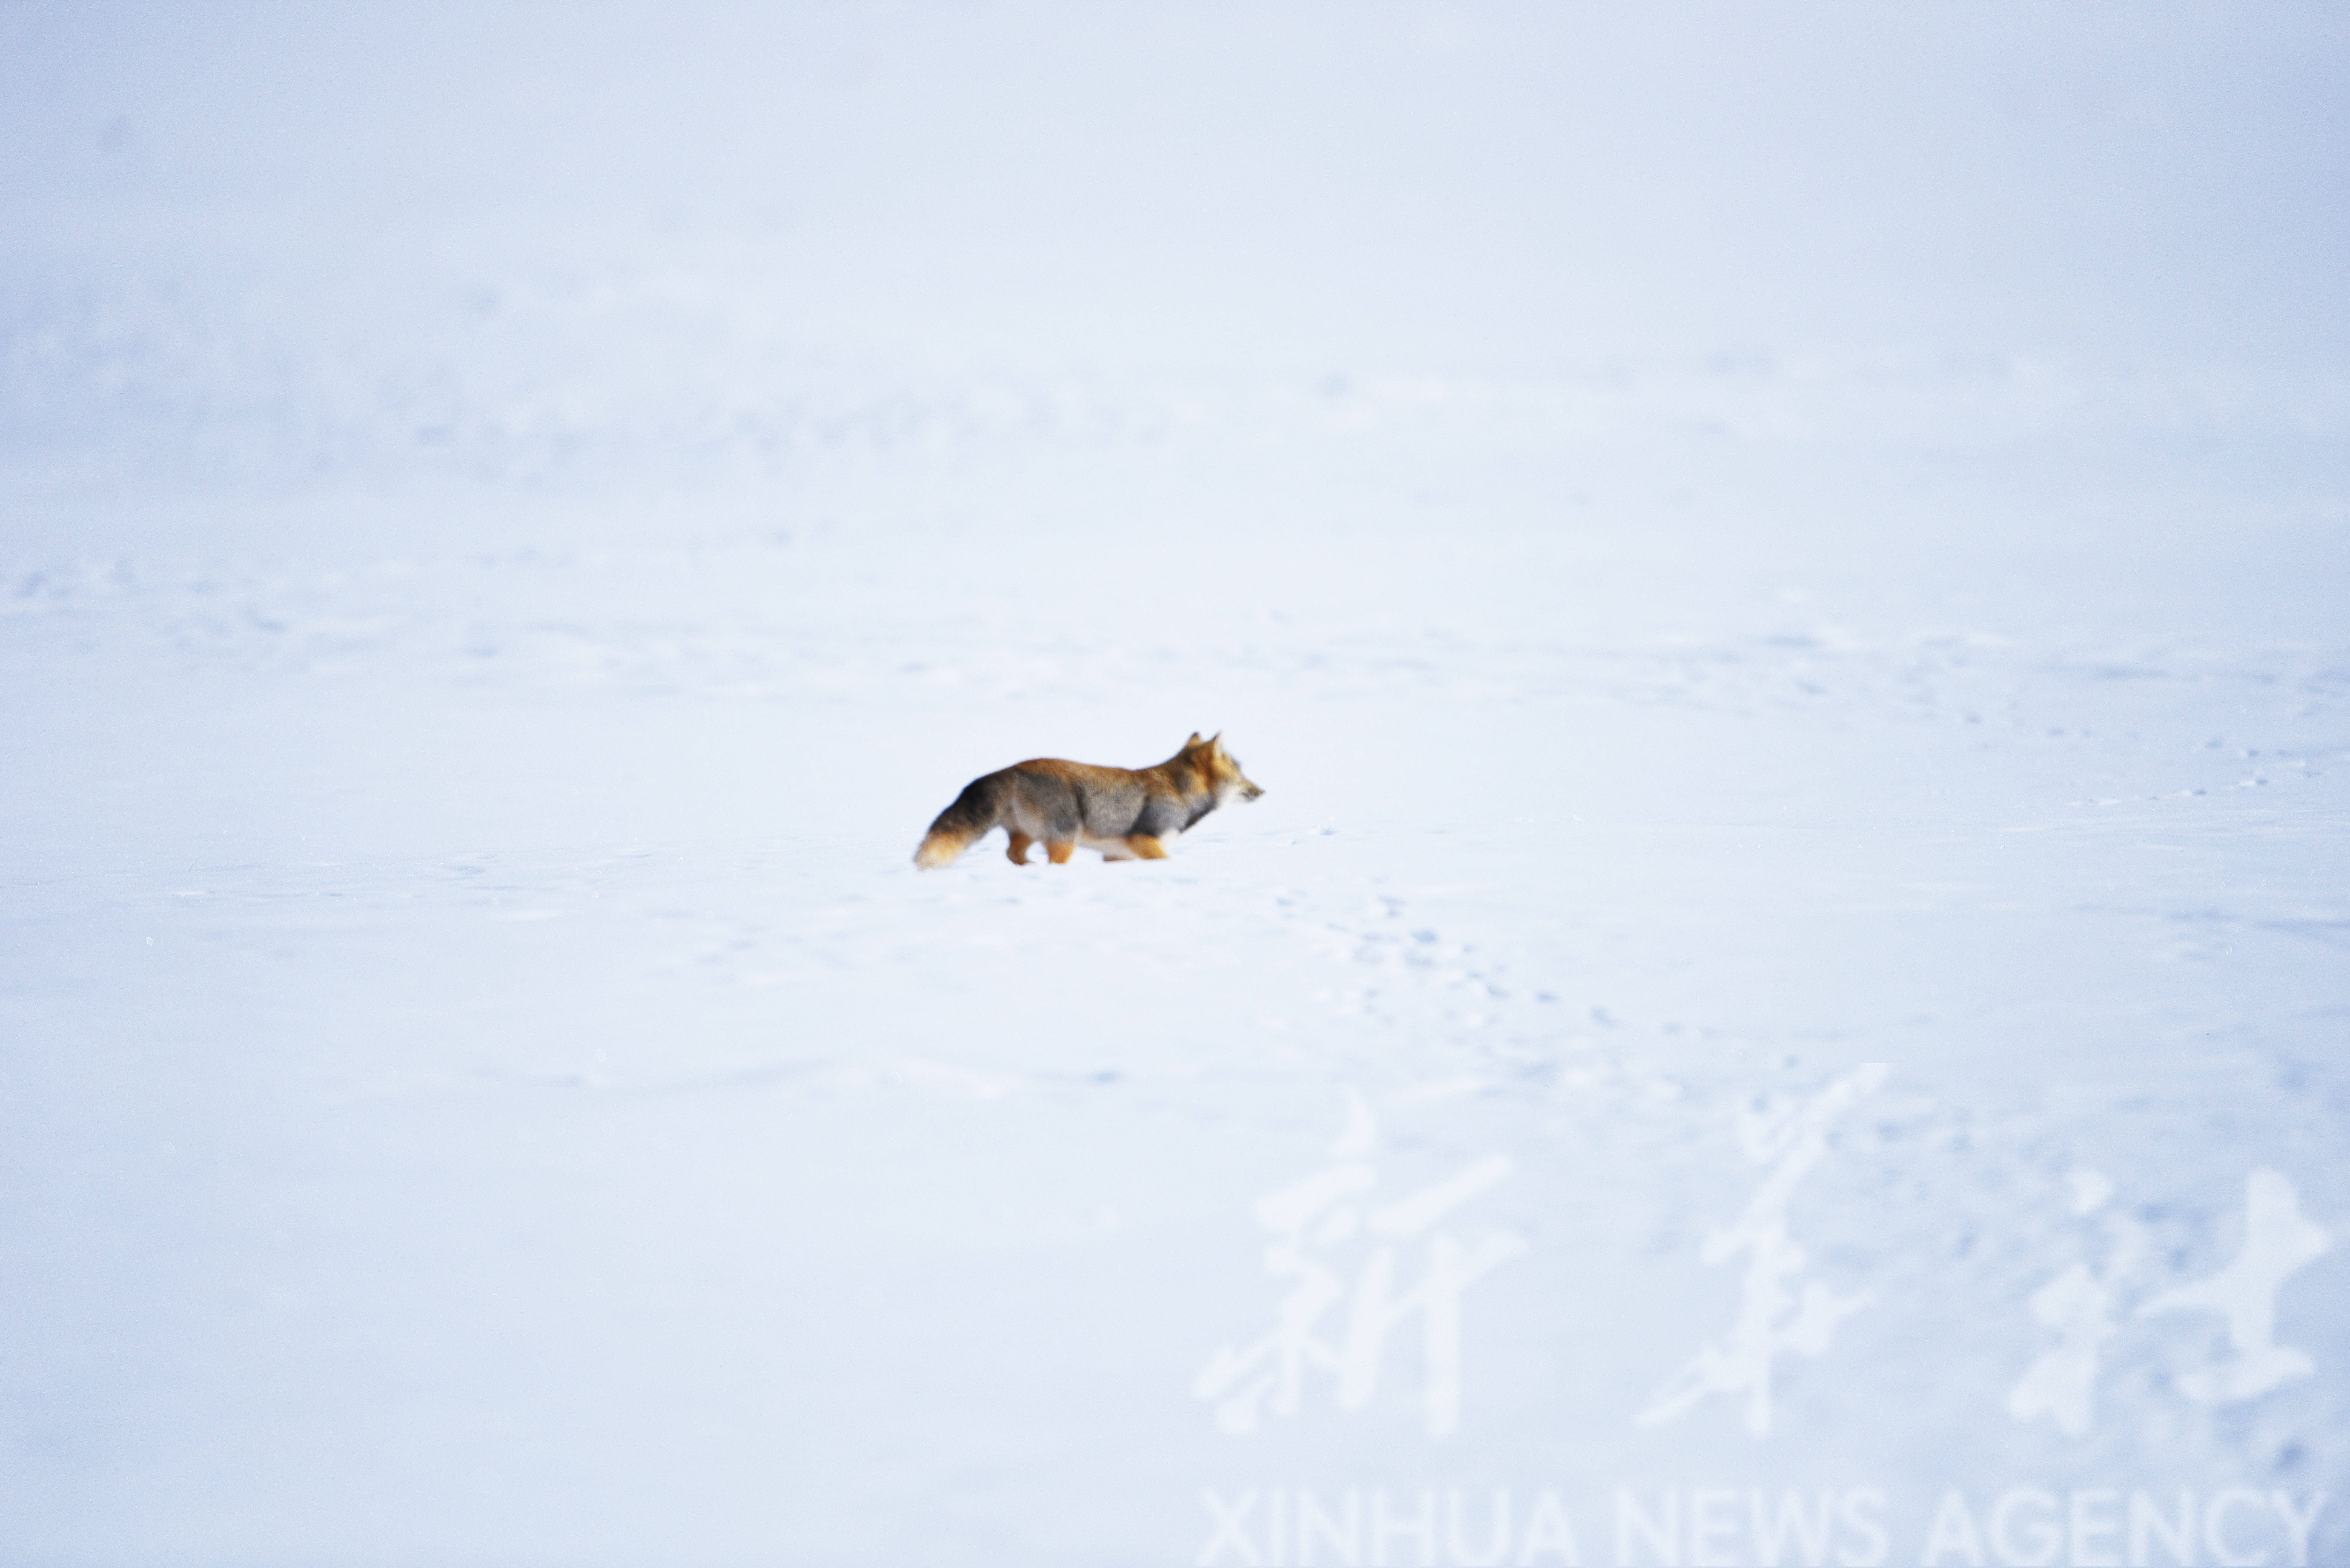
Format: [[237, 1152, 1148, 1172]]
[[4, 4, 2347, 1564]]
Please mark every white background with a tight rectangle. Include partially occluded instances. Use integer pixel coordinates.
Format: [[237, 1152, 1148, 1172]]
[[3, 4, 2346, 1563]]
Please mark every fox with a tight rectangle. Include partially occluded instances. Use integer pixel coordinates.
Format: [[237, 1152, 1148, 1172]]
[[913, 732, 1264, 868]]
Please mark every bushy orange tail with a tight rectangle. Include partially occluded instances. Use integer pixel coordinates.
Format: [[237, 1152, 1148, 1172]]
[[913, 827, 974, 869], [912, 772, 1005, 869]]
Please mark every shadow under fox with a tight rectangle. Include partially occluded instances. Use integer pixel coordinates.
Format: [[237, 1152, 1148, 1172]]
[[914, 732, 1263, 868]]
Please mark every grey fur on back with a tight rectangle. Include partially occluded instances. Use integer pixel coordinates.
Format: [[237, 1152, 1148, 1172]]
[[1007, 768, 1210, 841], [929, 762, 1218, 844]]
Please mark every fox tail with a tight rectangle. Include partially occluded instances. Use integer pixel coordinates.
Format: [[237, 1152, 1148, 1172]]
[[913, 771, 1007, 869]]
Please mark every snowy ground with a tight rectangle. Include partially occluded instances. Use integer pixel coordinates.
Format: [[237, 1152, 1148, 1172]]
[[4, 5, 2348, 1565]]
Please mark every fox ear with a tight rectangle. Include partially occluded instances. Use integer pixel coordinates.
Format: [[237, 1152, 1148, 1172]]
[[1208, 731, 1225, 752], [1186, 731, 1203, 747]]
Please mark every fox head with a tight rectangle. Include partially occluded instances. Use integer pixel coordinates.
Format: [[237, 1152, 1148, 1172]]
[[1185, 731, 1264, 804]]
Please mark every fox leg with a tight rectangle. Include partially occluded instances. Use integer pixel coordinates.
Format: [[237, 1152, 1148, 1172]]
[[1006, 831, 1034, 865], [1123, 835, 1171, 859], [1045, 840, 1076, 865]]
